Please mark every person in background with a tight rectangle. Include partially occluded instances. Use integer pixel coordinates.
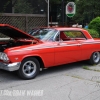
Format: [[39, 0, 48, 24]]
[[76, 23, 79, 27], [84, 23, 88, 29]]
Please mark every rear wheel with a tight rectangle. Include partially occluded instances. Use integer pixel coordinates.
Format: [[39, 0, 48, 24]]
[[18, 57, 40, 80], [89, 52, 100, 65]]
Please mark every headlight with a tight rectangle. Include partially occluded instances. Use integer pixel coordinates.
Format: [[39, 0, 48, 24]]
[[0, 52, 9, 62]]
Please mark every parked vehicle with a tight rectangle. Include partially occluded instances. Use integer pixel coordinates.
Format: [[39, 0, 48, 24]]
[[0, 24, 100, 79]]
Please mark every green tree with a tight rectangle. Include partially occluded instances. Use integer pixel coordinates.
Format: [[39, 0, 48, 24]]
[[89, 17, 100, 37], [87, 29, 99, 38], [50, 0, 76, 4], [14, 0, 33, 14], [73, 0, 100, 24], [50, 0, 60, 4]]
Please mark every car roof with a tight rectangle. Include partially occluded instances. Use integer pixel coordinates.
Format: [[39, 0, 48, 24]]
[[49, 27, 84, 31], [35, 27, 84, 31]]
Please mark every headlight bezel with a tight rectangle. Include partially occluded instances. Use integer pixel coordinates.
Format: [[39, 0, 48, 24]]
[[0, 52, 9, 62]]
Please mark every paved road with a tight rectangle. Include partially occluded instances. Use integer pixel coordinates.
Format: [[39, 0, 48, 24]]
[[0, 61, 100, 100]]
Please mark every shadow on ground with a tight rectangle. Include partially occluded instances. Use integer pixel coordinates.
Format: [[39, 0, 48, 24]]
[[0, 61, 90, 81]]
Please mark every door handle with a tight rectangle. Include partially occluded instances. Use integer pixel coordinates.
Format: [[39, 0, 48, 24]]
[[77, 44, 81, 46]]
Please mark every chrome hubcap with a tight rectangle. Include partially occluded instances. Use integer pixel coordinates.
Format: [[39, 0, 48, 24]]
[[93, 52, 100, 63], [22, 61, 36, 77]]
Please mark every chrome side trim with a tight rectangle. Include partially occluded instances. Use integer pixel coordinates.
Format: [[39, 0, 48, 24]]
[[10, 41, 100, 52]]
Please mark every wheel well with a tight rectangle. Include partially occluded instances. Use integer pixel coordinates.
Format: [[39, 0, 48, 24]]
[[93, 51, 100, 54], [91, 51, 100, 54], [35, 56, 45, 68], [22, 56, 45, 68]]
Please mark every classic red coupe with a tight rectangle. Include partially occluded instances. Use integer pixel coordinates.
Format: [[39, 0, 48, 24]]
[[0, 24, 100, 79]]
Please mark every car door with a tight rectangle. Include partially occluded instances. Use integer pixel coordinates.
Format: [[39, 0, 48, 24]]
[[54, 31, 82, 66]]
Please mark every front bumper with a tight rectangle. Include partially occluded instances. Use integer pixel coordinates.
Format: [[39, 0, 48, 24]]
[[0, 62, 21, 71]]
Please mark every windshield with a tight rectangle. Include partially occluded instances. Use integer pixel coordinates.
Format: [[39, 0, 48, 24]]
[[28, 28, 58, 41]]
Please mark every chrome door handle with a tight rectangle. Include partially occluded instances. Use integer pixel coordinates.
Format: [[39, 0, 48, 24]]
[[77, 44, 81, 46]]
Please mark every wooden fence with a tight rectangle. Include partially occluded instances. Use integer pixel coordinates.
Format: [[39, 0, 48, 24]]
[[0, 13, 47, 32]]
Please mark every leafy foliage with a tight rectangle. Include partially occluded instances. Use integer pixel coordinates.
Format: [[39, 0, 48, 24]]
[[50, 0, 61, 4], [73, 0, 100, 24], [14, 0, 33, 14], [50, 0, 75, 4], [65, 32, 76, 38], [89, 17, 100, 37], [86, 29, 99, 38]]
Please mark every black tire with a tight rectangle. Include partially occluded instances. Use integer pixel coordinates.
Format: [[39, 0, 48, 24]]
[[89, 52, 100, 65], [18, 57, 40, 80]]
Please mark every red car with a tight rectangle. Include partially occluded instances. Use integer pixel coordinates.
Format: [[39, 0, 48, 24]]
[[0, 24, 100, 79]]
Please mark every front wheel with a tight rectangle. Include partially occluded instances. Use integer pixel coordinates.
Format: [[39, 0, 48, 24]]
[[89, 52, 100, 65], [18, 57, 40, 80]]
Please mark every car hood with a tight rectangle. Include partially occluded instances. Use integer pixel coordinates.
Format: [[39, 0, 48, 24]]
[[0, 24, 41, 42]]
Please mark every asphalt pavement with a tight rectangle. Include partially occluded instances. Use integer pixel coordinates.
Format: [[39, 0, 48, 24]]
[[0, 61, 100, 100]]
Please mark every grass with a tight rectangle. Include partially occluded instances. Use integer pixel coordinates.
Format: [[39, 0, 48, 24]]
[[71, 75, 84, 79], [66, 74, 84, 80], [83, 66, 90, 70], [83, 65, 100, 72]]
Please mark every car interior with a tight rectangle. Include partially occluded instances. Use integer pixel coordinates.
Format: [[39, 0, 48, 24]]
[[55, 31, 86, 41]]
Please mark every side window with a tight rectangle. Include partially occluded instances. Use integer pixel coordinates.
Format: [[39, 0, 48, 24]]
[[64, 31, 86, 39], [55, 31, 86, 41], [55, 31, 71, 41]]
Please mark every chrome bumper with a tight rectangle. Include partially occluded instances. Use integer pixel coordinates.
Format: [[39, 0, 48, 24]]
[[0, 62, 21, 71]]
